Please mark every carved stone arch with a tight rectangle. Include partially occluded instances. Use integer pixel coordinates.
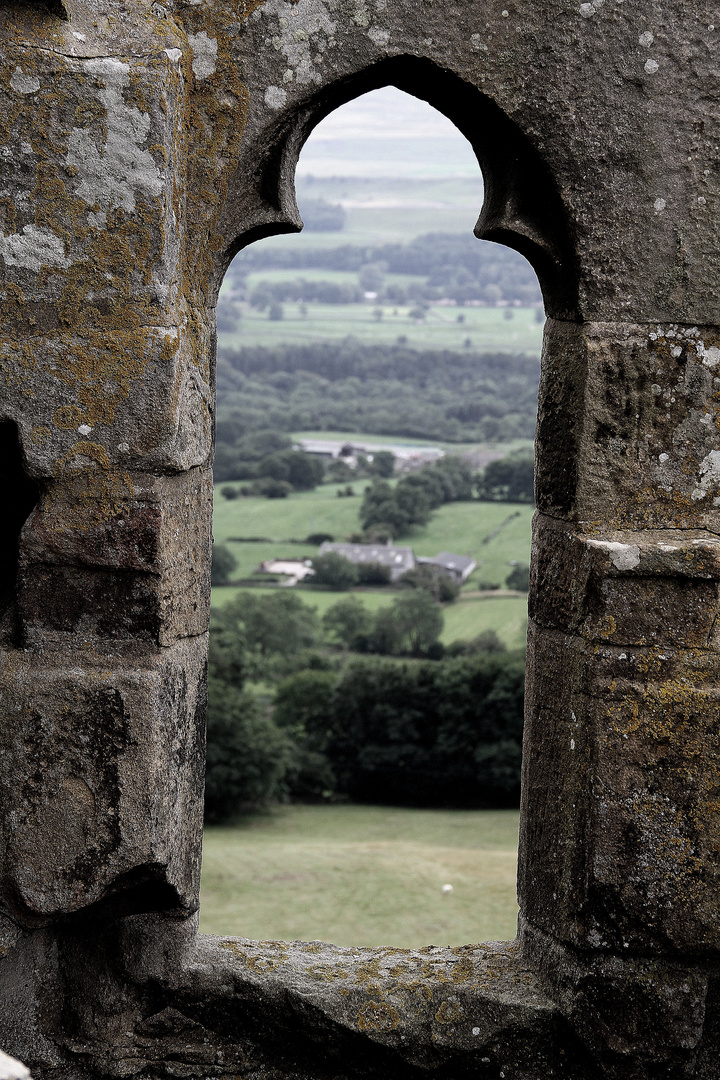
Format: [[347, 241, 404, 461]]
[[0, 0, 719, 1076], [218, 55, 578, 318]]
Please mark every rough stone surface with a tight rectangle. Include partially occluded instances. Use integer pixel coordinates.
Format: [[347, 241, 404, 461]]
[[1, 0, 720, 1077]]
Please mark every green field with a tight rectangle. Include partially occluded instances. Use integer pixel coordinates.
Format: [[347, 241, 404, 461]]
[[243, 267, 425, 290], [200, 804, 519, 947], [212, 484, 531, 645], [213, 485, 533, 586], [218, 303, 542, 352]]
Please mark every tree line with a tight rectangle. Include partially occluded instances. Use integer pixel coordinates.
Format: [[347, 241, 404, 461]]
[[216, 340, 540, 446], [227, 232, 542, 308], [205, 589, 525, 821]]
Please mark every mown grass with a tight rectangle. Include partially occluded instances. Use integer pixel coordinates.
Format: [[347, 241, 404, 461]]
[[200, 804, 520, 948], [217, 304, 542, 352]]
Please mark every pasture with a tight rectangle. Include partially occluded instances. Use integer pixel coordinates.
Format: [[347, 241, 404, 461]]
[[212, 482, 532, 646], [217, 303, 542, 353], [200, 804, 520, 948]]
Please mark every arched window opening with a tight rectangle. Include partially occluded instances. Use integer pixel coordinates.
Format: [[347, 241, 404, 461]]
[[0, 420, 39, 644], [203, 85, 544, 950]]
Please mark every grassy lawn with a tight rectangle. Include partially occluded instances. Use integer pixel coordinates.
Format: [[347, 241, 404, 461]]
[[213, 482, 363, 545], [442, 595, 527, 650], [200, 804, 519, 948], [217, 304, 542, 352]]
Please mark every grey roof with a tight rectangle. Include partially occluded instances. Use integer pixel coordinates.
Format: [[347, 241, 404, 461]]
[[429, 552, 477, 573], [318, 542, 416, 579]]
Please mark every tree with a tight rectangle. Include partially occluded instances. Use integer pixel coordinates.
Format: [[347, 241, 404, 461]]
[[211, 543, 237, 585], [273, 670, 337, 800], [356, 562, 392, 586], [371, 450, 395, 478], [358, 262, 385, 293], [311, 552, 359, 590], [477, 452, 535, 503], [323, 596, 374, 648], [211, 591, 319, 681], [506, 563, 530, 591], [204, 679, 291, 821], [400, 564, 460, 603], [387, 591, 444, 655]]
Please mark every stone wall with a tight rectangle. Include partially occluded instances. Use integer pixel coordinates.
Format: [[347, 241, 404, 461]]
[[0, 0, 719, 1076]]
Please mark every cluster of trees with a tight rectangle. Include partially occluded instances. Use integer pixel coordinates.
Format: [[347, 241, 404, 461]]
[[249, 278, 363, 310], [217, 341, 539, 446], [321, 591, 444, 654], [228, 232, 542, 308], [360, 455, 474, 536], [204, 589, 525, 819], [214, 429, 325, 489], [477, 451, 534, 503]]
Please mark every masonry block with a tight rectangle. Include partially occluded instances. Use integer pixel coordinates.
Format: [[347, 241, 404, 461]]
[[520, 622, 720, 956], [18, 468, 212, 648], [536, 320, 720, 530], [0, 638, 207, 924]]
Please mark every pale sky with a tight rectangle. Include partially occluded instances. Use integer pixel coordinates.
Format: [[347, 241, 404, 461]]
[[296, 87, 480, 178]]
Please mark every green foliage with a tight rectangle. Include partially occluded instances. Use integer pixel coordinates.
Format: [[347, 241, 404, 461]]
[[506, 563, 530, 592], [477, 452, 535, 503], [322, 596, 374, 648], [358, 262, 386, 293], [306, 531, 335, 545], [446, 629, 507, 656], [211, 543, 237, 585], [216, 341, 539, 447], [311, 551, 360, 590], [274, 651, 525, 807], [301, 197, 346, 232], [252, 477, 292, 498], [220, 485, 239, 500], [233, 232, 541, 307], [356, 562, 392, 586], [384, 590, 444, 655], [360, 477, 429, 536], [212, 591, 320, 683], [204, 678, 292, 821], [371, 450, 395, 477], [257, 450, 324, 491], [360, 456, 475, 538], [400, 563, 460, 603]]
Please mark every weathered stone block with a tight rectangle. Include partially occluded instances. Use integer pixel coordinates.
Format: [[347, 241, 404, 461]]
[[530, 513, 720, 647], [0, 638, 206, 924], [520, 623, 720, 956], [536, 320, 720, 529], [18, 469, 212, 647]]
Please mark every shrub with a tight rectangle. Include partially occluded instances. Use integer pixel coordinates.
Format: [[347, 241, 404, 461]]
[[211, 543, 237, 585], [356, 562, 392, 586], [311, 552, 360, 590], [506, 563, 530, 592], [306, 532, 335, 545], [220, 485, 239, 500]]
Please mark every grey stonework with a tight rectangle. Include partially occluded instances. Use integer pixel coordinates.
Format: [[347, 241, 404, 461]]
[[0, 0, 719, 1076]]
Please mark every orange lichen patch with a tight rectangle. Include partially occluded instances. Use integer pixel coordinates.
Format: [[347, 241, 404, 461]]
[[37, 328, 177, 431], [357, 1001, 400, 1032], [434, 1000, 464, 1024], [43, 441, 133, 532]]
